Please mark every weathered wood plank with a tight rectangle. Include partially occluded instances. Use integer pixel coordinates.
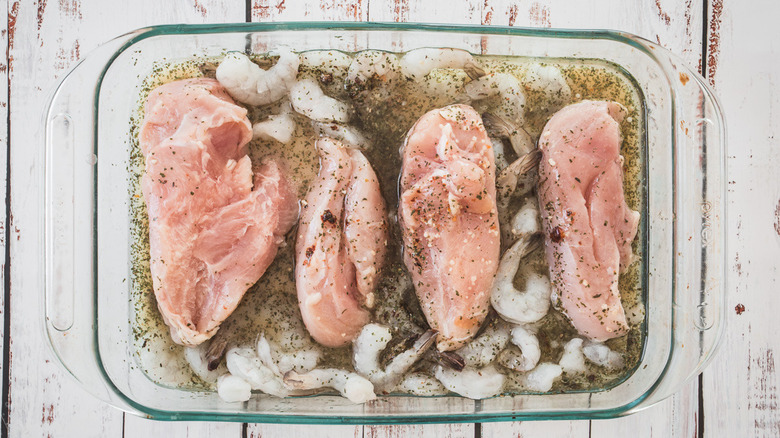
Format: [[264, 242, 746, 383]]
[[481, 0, 703, 67], [7, 0, 125, 435], [6, 0, 244, 437], [124, 416, 242, 438], [366, 423, 474, 438], [367, 0, 481, 23], [252, 0, 367, 22], [702, 0, 780, 436], [363, 1, 482, 436], [478, 1, 703, 436], [248, 425, 362, 438], [120, 3, 246, 437], [0, 0, 8, 433], [246, 1, 367, 436], [590, 380, 699, 438]]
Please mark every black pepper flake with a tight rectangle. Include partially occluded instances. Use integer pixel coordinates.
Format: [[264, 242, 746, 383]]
[[321, 210, 337, 225]]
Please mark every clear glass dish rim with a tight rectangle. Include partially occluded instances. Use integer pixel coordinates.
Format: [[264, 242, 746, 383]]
[[89, 21, 687, 423]]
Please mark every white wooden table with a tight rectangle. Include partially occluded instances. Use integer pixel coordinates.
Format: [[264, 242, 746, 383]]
[[2, 0, 777, 436]]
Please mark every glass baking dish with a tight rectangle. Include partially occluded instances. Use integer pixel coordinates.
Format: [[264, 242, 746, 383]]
[[42, 22, 726, 423]]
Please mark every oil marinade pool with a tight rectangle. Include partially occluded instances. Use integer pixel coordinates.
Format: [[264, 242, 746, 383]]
[[128, 50, 646, 395]]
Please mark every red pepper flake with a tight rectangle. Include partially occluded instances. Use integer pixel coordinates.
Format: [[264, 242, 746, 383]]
[[735, 303, 745, 315]]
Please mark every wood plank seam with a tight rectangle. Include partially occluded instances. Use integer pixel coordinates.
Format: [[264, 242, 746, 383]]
[[1, 0, 10, 436]]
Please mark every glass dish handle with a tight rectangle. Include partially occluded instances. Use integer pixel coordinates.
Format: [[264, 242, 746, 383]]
[[640, 49, 727, 408], [43, 31, 142, 407]]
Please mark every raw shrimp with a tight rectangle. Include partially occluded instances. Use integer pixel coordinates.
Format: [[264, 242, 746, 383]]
[[434, 364, 505, 399], [522, 362, 562, 392], [216, 50, 299, 106], [290, 78, 352, 123], [224, 346, 295, 398], [483, 112, 534, 158], [418, 69, 472, 105], [523, 63, 573, 117], [253, 102, 296, 144], [559, 338, 587, 374], [455, 322, 510, 368], [491, 138, 511, 172], [490, 235, 551, 325], [510, 198, 541, 238], [352, 324, 437, 392], [283, 369, 376, 404], [345, 50, 401, 98], [465, 73, 527, 128], [496, 150, 542, 214], [583, 341, 625, 369], [203, 323, 231, 371], [397, 372, 448, 396], [257, 334, 321, 375], [400, 48, 484, 81], [313, 122, 371, 150], [184, 342, 227, 384], [217, 374, 252, 402], [299, 50, 353, 78], [497, 324, 540, 372]]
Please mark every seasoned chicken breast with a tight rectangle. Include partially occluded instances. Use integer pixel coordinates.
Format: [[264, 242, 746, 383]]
[[295, 138, 387, 347], [399, 104, 501, 351], [537, 100, 640, 341], [139, 78, 297, 346]]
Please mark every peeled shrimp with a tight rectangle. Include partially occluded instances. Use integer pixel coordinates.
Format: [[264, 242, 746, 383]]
[[490, 235, 551, 325], [283, 369, 376, 404], [352, 324, 437, 392], [496, 150, 542, 213], [184, 342, 227, 384], [510, 197, 541, 238], [217, 374, 252, 402], [455, 322, 510, 368], [522, 362, 563, 392], [497, 324, 541, 372], [400, 48, 484, 81], [559, 338, 587, 374], [397, 372, 448, 396], [523, 63, 573, 114], [299, 50, 353, 78], [434, 364, 505, 399], [253, 102, 296, 144], [419, 68, 471, 104], [583, 341, 625, 369], [290, 78, 352, 123], [491, 138, 511, 172], [465, 73, 526, 127], [346, 50, 401, 92], [216, 50, 299, 106], [483, 112, 534, 157], [313, 122, 371, 150], [224, 346, 294, 398], [257, 334, 321, 375]]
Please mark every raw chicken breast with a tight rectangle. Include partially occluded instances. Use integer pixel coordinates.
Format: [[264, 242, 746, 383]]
[[296, 138, 387, 347], [399, 104, 501, 351], [537, 100, 640, 341], [139, 78, 298, 346]]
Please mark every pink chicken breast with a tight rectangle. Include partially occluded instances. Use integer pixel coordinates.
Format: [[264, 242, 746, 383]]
[[295, 137, 388, 347], [537, 100, 640, 341], [399, 104, 501, 351], [139, 78, 298, 346]]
